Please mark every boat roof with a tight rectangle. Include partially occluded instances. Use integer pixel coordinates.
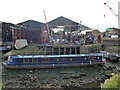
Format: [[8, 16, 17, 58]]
[[9, 53, 102, 58]]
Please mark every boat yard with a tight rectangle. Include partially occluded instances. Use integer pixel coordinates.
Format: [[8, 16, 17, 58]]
[[1, 1, 120, 88], [1, 20, 120, 88]]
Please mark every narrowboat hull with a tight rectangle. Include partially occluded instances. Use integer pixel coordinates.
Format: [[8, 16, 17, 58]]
[[3, 53, 105, 69], [3, 61, 104, 69]]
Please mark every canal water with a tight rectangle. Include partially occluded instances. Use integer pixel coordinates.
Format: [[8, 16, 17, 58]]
[[2, 60, 120, 88]]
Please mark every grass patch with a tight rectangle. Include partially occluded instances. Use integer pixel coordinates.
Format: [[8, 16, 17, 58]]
[[12, 44, 46, 55], [4, 44, 46, 56]]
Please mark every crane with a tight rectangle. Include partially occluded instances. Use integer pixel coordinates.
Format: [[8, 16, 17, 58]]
[[43, 10, 51, 41], [104, 3, 120, 20]]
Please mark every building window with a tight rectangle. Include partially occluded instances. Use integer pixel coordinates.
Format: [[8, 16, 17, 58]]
[[23, 58, 29, 63], [42, 58, 50, 62], [32, 58, 38, 63]]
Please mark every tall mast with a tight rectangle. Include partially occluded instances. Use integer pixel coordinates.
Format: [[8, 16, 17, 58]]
[[43, 10, 51, 41]]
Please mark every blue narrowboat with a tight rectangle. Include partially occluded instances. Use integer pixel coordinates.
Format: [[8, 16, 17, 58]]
[[3, 53, 105, 69]]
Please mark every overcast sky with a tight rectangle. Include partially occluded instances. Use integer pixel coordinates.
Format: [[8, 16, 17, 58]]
[[0, 0, 119, 32]]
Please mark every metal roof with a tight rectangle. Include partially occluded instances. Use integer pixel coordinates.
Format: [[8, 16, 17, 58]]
[[9, 53, 102, 58]]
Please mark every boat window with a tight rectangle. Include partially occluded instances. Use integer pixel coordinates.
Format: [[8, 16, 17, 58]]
[[32, 58, 38, 63], [84, 58, 87, 60], [57, 58, 59, 61], [23, 58, 29, 63], [42, 58, 50, 62], [70, 58, 72, 61], [97, 57, 100, 59], [8, 57, 13, 62]]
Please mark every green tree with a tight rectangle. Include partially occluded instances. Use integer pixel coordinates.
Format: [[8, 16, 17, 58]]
[[101, 73, 120, 89]]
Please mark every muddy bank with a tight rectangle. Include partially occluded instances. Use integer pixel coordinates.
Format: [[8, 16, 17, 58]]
[[2, 44, 120, 88], [2, 60, 120, 88]]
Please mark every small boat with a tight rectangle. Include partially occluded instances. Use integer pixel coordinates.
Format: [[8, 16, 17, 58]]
[[100, 51, 120, 61], [3, 53, 105, 69], [100, 51, 110, 58], [107, 53, 120, 61]]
